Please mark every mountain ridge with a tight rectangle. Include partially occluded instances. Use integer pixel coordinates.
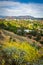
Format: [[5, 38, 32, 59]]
[[0, 15, 43, 20]]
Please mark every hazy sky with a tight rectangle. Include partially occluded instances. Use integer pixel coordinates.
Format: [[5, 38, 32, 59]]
[[0, 0, 43, 18]]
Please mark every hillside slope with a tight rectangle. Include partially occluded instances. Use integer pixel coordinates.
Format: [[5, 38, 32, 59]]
[[0, 29, 43, 65]]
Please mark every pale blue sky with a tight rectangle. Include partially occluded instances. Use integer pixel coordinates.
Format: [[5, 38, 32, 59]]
[[0, 0, 43, 18]]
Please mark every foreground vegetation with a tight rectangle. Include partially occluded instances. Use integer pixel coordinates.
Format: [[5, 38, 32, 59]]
[[0, 19, 43, 65], [0, 41, 43, 65]]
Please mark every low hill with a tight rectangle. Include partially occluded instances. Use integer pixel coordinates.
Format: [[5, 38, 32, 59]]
[[0, 29, 42, 48]]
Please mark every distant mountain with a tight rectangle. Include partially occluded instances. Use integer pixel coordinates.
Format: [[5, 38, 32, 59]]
[[0, 16, 5, 18], [35, 18, 43, 20], [0, 16, 34, 19], [0, 15, 43, 20], [13, 16, 34, 20]]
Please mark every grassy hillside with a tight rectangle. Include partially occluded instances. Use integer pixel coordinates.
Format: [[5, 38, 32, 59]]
[[0, 19, 43, 65]]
